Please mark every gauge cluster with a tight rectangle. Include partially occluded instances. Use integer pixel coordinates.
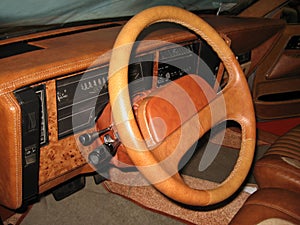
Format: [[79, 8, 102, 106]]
[[56, 55, 154, 138], [157, 42, 200, 86], [55, 40, 220, 139]]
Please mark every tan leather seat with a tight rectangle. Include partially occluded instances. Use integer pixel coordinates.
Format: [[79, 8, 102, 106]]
[[230, 124, 300, 224], [254, 125, 300, 193], [230, 188, 300, 225]]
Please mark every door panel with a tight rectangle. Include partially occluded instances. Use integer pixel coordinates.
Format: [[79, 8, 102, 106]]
[[253, 25, 300, 119]]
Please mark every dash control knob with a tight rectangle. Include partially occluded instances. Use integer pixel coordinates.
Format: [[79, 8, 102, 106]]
[[88, 134, 120, 170], [79, 127, 111, 146]]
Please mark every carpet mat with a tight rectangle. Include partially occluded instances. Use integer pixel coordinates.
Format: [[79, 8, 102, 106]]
[[103, 169, 250, 225], [209, 127, 273, 149]]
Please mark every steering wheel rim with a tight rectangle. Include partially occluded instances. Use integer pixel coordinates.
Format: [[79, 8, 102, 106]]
[[108, 6, 256, 206]]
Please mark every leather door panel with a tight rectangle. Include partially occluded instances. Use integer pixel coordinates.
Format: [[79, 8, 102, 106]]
[[253, 25, 300, 119]]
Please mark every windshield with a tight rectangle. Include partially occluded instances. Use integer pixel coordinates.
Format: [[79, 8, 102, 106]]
[[1, 0, 254, 27], [0, 0, 259, 39]]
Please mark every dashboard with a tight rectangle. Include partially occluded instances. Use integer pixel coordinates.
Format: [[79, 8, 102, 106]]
[[55, 40, 220, 140], [0, 15, 291, 209]]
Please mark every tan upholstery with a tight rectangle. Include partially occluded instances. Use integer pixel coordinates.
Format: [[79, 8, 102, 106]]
[[230, 188, 300, 225], [230, 125, 300, 224], [254, 125, 300, 193]]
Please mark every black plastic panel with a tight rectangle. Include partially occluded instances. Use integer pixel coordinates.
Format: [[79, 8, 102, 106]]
[[33, 85, 48, 146], [56, 66, 109, 139], [286, 36, 300, 50], [14, 87, 41, 205]]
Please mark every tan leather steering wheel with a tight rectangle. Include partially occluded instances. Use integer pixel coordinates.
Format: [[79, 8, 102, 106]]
[[108, 6, 256, 206]]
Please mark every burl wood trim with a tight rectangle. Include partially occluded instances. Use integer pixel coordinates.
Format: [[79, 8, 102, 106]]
[[39, 79, 95, 192]]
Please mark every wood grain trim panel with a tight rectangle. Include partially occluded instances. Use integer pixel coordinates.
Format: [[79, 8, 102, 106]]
[[39, 79, 95, 189]]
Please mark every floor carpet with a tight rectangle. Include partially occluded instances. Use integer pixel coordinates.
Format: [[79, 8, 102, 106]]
[[104, 171, 251, 225]]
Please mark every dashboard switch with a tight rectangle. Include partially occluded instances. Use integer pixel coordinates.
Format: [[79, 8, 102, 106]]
[[88, 134, 119, 170], [79, 127, 111, 146]]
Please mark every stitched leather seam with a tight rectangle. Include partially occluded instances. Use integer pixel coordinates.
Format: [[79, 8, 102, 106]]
[[0, 55, 99, 96], [4, 93, 22, 207]]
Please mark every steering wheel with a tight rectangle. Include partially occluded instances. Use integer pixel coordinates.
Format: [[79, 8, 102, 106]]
[[108, 6, 256, 206]]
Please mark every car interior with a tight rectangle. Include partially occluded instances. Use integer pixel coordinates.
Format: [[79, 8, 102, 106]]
[[0, 0, 299, 224]]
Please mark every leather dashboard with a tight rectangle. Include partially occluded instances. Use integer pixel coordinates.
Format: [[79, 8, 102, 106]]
[[0, 15, 286, 209]]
